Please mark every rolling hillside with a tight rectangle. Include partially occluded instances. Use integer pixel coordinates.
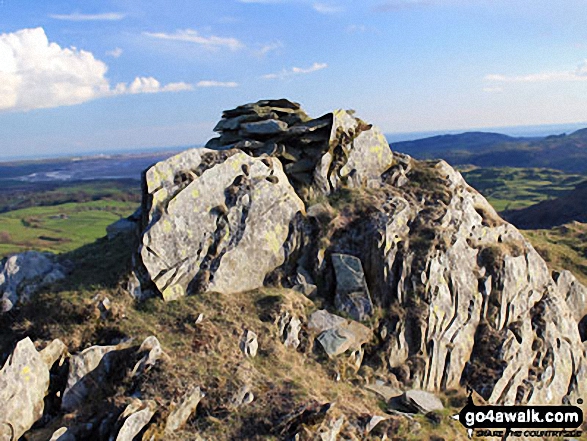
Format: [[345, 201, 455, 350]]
[[392, 129, 587, 173]]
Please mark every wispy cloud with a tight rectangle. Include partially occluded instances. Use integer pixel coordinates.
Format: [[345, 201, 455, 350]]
[[263, 62, 328, 79], [106, 47, 123, 58], [347, 24, 367, 33], [485, 61, 587, 83], [144, 29, 244, 51], [346, 24, 380, 35], [255, 41, 283, 57], [373, 0, 429, 12], [196, 80, 239, 88], [0, 28, 192, 112], [313, 3, 344, 14], [49, 12, 126, 21]]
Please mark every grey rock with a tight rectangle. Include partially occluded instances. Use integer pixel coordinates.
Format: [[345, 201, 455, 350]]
[[331, 253, 373, 321], [131, 336, 165, 377], [389, 390, 444, 414], [554, 270, 587, 322], [364, 382, 402, 401], [165, 386, 205, 434], [277, 312, 302, 349], [231, 384, 255, 407], [241, 119, 288, 135], [62, 338, 164, 413], [125, 271, 149, 301], [62, 341, 133, 412], [0, 251, 66, 311], [284, 316, 302, 349], [365, 415, 389, 434], [314, 109, 393, 195], [316, 318, 372, 357], [0, 338, 67, 440], [115, 399, 156, 441], [240, 330, 258, 357], [139, 149, 304, 301], [307, 309, 347, 333]]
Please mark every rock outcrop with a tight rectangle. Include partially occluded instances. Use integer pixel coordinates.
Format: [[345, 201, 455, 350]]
[[134, 99, 587, 412], [0, 338, 66, 440], [0, 251, 66, 312]]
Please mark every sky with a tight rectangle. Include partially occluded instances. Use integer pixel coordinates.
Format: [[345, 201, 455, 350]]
[[1, 0, 587, 159]]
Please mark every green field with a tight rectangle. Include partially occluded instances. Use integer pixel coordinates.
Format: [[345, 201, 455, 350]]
[[0, 199, 138, 256], [523, 222, 587, 286], [459, 166, 585, 211], [0, 179, 140, 213]]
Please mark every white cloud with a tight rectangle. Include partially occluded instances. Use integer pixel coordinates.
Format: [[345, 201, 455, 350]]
[[144, 29, 244, 51], [263, 62, 328, 79], [196, 80, 239, 88], [0, 28, 192, 112], [347, 24, 367, 33], [116, 77, 193, 94], [106, 47, 123, 58], [374, 0, 429, 12], [485, 60, 587, 83], [49, 12, 126, 21], [313, 3, 344, 14], [255, 41, 283, 57]]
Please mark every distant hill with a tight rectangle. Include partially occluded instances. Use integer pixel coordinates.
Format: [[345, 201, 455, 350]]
[[503, 180, 587, 229], [391, 129, 587, 174]]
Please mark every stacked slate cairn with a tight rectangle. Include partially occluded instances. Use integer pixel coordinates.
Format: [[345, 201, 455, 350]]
[[205, 98, 392, 199]]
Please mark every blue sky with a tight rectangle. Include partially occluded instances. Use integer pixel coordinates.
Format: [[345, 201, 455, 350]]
[[1, 0, 587, 158]]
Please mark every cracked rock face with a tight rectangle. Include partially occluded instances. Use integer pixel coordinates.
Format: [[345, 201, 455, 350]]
[[140, 149, 304, 300], [319, 157, 587, 407]]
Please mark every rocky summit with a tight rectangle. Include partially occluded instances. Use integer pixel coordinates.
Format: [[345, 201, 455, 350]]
[[1, 99, 586, 440], [135, 99, 586, 405]]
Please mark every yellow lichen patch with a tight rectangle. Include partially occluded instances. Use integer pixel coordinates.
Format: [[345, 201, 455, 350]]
[[21, 365, 31, 382], [264, 224, 284, 255], [191, 188, 200, 199], [162, 284, 185, 302], [162, 220, 172, 234]]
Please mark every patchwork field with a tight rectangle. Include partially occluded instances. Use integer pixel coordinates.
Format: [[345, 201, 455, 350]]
[[0, 199, 138, 256], [459, 166, 585, 211]]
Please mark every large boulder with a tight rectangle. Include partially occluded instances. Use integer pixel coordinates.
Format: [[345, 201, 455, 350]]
[[0, 338, 66, 440], [139, 149, 305, 301], [308, 309, 373, 357], [0, 251, 66, 312]]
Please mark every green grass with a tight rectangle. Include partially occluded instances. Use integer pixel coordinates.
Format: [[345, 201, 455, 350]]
[[0, 199, 138, 256], [523, 222, 587, 286], [459, 166, 585, 211]]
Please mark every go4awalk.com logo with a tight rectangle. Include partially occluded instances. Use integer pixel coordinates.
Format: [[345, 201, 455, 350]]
[[455, 393, 584, 439]]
